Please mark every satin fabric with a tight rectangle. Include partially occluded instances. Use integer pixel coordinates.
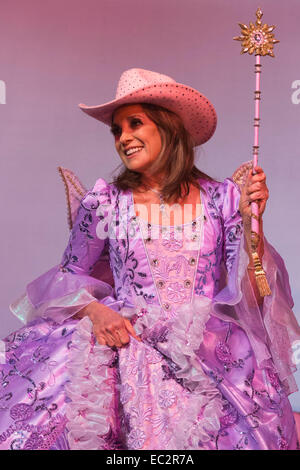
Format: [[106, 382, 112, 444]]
[[1, 176, 299, 450]]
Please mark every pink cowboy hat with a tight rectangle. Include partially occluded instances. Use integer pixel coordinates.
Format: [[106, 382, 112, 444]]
[[78, 68, 217, 146]]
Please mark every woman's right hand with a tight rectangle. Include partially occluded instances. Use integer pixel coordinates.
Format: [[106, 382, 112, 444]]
[[76, 300, 141, 348]]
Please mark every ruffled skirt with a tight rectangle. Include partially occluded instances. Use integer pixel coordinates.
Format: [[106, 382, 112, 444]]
[[0, 300, 299, 450]]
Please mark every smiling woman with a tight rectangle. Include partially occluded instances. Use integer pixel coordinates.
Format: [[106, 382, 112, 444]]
[[1, 68, 300, 450], [111, 104, 163, 177], [110, 103, 211, 226], [111, 102, 214, 204]]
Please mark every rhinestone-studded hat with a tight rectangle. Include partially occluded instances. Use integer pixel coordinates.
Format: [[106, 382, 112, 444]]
[[78, 68, 217, 146]]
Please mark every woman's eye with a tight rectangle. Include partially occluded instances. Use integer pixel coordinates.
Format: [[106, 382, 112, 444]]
[[110, 118, 142, 137], [131, 118, 142, 127]]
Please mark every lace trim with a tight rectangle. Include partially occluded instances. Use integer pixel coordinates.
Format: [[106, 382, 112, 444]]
[[65, 297, 224, 449], [65, 317, 116, 450]]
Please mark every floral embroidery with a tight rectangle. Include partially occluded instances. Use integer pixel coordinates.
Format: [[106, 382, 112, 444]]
[[228, 223, 242, 243], [233, 432, 250, 450], [161, 234, 183, 251], [120, 383, 133, 405], [60, 247, 79, 273], [219, 402, 239, 428], [194, 180, 243, 296], [10, 403, 34, 421], [141, 222, 201, 316], [23, 432, 45, 450], [109, 192, 154, 304], [150, 413, 170, 436], [127, 428, 146, 449], [166, 282, 189, 303], [215, 341, 245, 371], [158, 390, 177, 409], [145, 348, 162, 365], [277, 427, 289, 450], [266, 368, 282, 393], [129, 406, 153, 427], [143, 325, 169, 348], [0, 414, 67, 450]]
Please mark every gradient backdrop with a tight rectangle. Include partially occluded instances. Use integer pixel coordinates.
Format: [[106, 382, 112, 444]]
[[1, 0, 300, 410]]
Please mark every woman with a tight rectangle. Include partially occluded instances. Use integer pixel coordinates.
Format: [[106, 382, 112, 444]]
[[1, 68, 300, 450]]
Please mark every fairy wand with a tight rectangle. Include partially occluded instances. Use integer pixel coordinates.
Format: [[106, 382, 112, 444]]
[[233, 7, 279, 297]]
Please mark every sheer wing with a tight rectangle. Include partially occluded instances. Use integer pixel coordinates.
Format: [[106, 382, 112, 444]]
[[58, 166, 88, 230], [57, 166, 115, 287], [231, 160, 252, 189]]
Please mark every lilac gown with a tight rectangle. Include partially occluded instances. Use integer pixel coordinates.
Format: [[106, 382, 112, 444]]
[[1, 175, 300, 450]]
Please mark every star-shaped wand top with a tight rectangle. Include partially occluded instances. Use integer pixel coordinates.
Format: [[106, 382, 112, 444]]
[[233, 7, 279, 57]]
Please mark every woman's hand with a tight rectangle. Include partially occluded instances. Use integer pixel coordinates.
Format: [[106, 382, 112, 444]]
[[239, 166, 269, 223], [77, 301, 141, 348]]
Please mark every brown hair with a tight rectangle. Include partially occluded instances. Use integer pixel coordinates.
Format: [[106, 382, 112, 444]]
[[110, 102, 215, 204]]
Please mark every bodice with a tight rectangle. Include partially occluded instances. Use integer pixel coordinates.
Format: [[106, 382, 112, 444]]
[[107, 178, 242, 310], [137, 215, 204, 317], [53, 176, 243, 318]]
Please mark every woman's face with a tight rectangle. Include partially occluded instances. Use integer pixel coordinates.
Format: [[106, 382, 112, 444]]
[[111, 104, 162, 175]]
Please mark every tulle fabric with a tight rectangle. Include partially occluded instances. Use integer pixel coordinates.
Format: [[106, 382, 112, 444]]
[[64, 296, 225, 450], [213, 232, 300, 396], [9, 282, 121, 325], [64, 317, 117, 450]]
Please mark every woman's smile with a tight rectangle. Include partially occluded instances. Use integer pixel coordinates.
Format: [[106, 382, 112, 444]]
[[124, 146, 144, 158], [111, 104, 162, 173]]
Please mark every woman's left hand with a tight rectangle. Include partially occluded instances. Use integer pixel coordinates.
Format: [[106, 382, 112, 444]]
[[239, 166, 269, 222]]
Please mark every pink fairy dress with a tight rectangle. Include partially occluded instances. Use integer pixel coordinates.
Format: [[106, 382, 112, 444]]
[[1, 166, 300, 450]]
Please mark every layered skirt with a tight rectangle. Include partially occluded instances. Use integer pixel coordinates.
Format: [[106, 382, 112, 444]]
[[0, 297, 298, 450]]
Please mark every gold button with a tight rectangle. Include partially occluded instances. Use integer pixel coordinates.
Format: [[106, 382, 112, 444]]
[[184, 279, 191, 288], [189, 257, 196, 266]]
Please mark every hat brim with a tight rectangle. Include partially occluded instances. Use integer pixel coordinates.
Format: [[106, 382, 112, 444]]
[[78, 82, 217, 146]]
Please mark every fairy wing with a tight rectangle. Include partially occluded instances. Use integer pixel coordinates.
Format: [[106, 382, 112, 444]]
[[58, 166, 88, 230], [231, 160, 252, 189], [57, 166, 115, 287]]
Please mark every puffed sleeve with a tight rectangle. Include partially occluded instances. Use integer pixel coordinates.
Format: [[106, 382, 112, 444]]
[[9, 178, 123, 325], [213, 178, 300, 396]]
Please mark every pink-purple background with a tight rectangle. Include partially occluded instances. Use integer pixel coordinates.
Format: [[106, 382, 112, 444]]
[[1, 0, 300, 409]]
